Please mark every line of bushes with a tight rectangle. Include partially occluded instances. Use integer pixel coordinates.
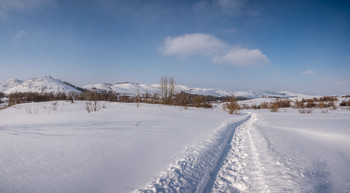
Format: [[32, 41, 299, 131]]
[[4, 90, 222, 109]]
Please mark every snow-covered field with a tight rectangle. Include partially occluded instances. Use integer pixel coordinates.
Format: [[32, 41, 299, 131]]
[[0, 101, 244, 193], [0, 101, 349, 192]]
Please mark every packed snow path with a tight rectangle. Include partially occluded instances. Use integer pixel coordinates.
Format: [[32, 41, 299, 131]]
[[141, 110, 350, 193], [138, 115, 250, 193], [208, 113, 301, 192], [208, 111, 350, 193]]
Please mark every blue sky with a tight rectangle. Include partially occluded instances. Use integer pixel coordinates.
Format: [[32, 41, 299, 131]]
[[0, 0, 349, 95]]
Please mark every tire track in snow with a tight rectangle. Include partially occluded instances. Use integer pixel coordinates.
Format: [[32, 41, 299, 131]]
[[209, 113, 300, 193], [137, 115, 251, 193], [206, 113, 255, 193]]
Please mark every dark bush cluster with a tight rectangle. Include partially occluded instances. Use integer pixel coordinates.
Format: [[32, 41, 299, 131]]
[[223, 97, 240, 114], [340, 100, 350, 107], [0, 92, 4, 103], [8, 92, 77, 106]]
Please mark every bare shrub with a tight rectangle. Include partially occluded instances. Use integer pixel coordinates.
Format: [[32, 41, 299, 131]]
[[26, 107, 39, 114], [326, 101, 337, 110], [340, 99, 350, 107], [260, 102, 269, 109], [193, 95, 212, 108], [318, 101, 325, 109], [269, 104, 279, 112], [294, 99, 305, 109], [250, 102, 269, 109], [269, 99, 280, 112], [321, 109, 328, 114], [278, 98, 291, 108], [240, 104, 250, 109], [299, 108, 313, 114], [251, 104, 260, 109], [306, 99, 316, 108], [174, 92, 190, 108], [223, 97, 240, 114], [84, 101, 102, 113], [319, 96, 338, 102], [51, 101, 58, 111]]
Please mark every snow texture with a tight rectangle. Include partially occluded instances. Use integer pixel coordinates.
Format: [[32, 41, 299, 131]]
[[0, 101, 239, 193], [1, 99, 349, 193]]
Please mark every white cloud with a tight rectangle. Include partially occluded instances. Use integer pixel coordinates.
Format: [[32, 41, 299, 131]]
[[159, 33, 269, 67], [301, 70, 315, 75], [13, 30, 27, 40], [159, 33, 227, 57], [213, 47, 269, 66]]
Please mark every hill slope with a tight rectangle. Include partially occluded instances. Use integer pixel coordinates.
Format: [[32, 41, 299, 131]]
[[82, 82, 306, 98], [1, 76, 309, 98], [1, 76, 82, 94]]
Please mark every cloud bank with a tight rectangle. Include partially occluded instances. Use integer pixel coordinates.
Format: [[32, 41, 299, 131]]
[[159, 33, 227, 57], [160, 33, 269, 67], [213, 47, 269, 66]]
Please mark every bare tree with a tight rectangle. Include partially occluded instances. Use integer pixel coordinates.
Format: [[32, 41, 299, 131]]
[[160, 76, 168, 104], [145, 85, 150, 103], [168, 76, 175, 105], [136, 85, 140, 107], [160, 76, 175, 105]]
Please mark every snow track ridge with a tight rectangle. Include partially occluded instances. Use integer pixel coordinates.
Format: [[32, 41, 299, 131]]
[[137, 114, 251, 193]]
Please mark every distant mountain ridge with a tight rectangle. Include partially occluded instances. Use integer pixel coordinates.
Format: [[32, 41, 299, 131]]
[[0, 76, 82, 94], [0, 76, 309, 98], [82, 82, 307, 99]]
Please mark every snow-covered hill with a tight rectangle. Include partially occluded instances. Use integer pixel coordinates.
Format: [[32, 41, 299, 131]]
[[0, 76, 82, 94], [83, 82, 308, 98], [82, 82, 234, 97], [1, 76, 310, 98], [0, 79, 23, 93]]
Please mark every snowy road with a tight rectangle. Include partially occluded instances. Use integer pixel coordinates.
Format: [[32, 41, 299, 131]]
[[209, 113, 302, 192], [141, 110, 350, 192], [207, 110, 350, 193]]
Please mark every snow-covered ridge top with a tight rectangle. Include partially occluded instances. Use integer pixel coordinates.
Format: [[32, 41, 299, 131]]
[[1, 76, 312, 98], [1, 76, 81, 94], [0, 79, 23, 93], [83, 82, 310, 98]]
